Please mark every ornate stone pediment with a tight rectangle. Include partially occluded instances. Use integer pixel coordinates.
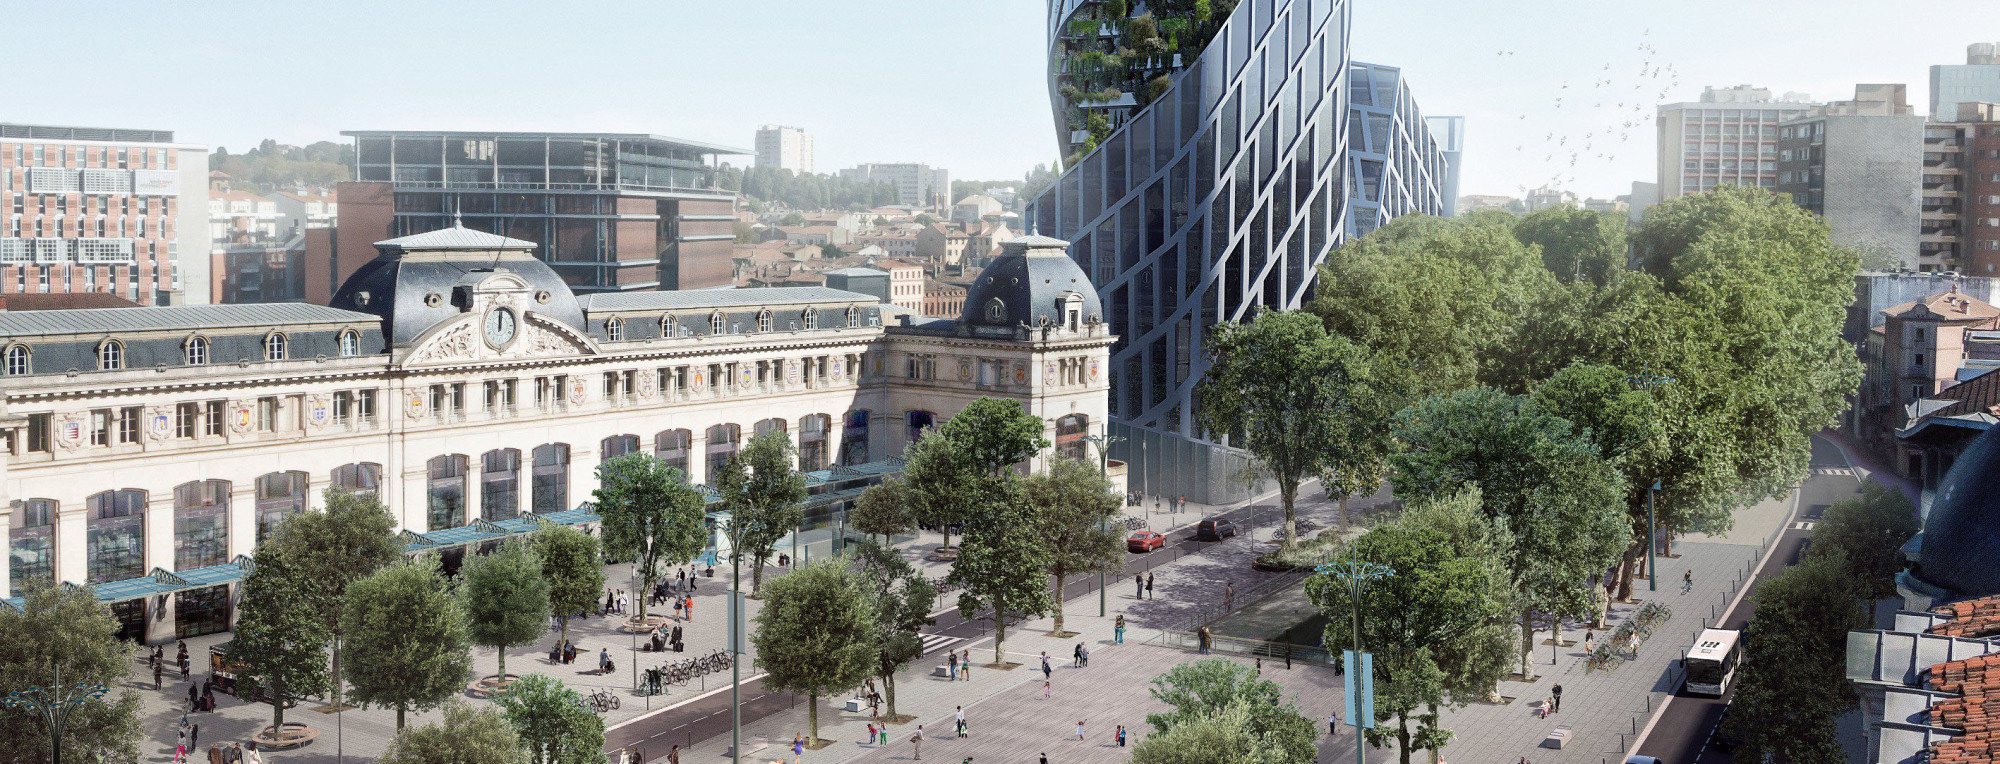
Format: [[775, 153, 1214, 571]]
[[400, 311, 598, 367]]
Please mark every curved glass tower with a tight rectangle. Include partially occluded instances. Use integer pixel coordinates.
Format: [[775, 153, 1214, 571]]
[[1027, 0, 1456, 503]]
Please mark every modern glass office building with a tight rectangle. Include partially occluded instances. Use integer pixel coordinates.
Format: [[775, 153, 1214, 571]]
[[1027, 0, 1456, 503]]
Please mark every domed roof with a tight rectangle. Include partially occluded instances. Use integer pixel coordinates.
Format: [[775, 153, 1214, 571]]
[[1913, 426, 2000, 599], [958, 235, 1102, 330], [329, 224, 585, 346]]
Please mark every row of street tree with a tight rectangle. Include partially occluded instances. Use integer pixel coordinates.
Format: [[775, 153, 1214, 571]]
[[1193, 187, 1862, 764]]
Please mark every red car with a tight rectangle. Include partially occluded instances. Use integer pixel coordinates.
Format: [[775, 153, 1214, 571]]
[[1127, 531, 1165, 552]]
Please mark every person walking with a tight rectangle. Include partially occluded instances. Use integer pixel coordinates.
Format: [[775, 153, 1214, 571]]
[[791, 733, 804, 764], [667, 744, 680, 764], [1041, 652, 1052, 679], [1115, 725, 1127, 747], [879, 722, 890, 746], [684, 595, 694, 623], [1043, 680, 1051, 699], [1072, 643, 1083, 667], [1114, 614, 1126, 644], [1682, 569, 1694, 595], [1197, 626, 1211, 654], [1074, 720, 1086, 741], [1254, 657, 1261, 676], [1145, 573, 1154, 599], [910, 724, 924, 760], [241, 742, 261, 764], [955, 705, 967, 737], [1224, 580, 1235, 610], [154, 661, 163, 691], [949, 649, 959, 678], [190, 722, 200, 751], [1134, 574, 1144, 599], [959, 650, 971, 681], [1551, 683, 1563, 713], [174, 722, 188, 762], [866, 722, 877, 746]]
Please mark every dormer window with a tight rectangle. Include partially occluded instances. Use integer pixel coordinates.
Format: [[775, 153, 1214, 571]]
[[338, 329, 360, 357], [984, 297, 1007, 323], [711, 312, 726, 335], [605, 317, 624, 341], [4, 345, 29, 376], [264, 332, 288, 361], [97, 340, 123, 371], [803, 308, 818, 330], [185, 336, 210, 366], [845, 307, 859, 328], [1061, 293, 1083, 331], [662, 314, 678, 338], [757, 310, 773, 333]]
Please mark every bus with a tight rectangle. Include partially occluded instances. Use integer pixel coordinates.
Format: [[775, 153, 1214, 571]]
[[1682, 628, 1743, 696]]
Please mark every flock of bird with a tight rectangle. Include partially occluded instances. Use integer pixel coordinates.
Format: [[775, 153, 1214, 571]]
[[1496, 30, 1681, 191]]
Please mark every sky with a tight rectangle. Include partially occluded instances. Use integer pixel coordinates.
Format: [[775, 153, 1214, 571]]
[[7, 0, 1998, 201]]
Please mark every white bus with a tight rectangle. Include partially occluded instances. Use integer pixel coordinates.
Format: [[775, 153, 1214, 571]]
[[1682, 628, 1743, 696]]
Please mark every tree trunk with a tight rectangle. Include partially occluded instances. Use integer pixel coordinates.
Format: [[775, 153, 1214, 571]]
[[497, 642, 508, 681], [1396, 712, 1413, 764], [1425, 704, 1443, 764], [882, 671, 899, 719], [637, 572, 654, 620], [1615, 543, 1640, 602], [1279, 480, 1299, 549], [752, 554, 767, 595], [808, 692, 820, 743], [992, 594, 1008, 664], [396, 702, 406, 731], [1518, 606, 1538, 681], [1552, 617, 1564, 665], [1049, 565, 1067, 635], [271, 677, 285, 735], [1339, 494, 1351, 530], [942, 528, 953, 550]]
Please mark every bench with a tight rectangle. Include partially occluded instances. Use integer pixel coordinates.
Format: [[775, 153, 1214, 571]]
[[932, 664, 953, 678], [1542, 726, 1572, 749], [724, 736, 768, 756], [842, 697, 868, 712]]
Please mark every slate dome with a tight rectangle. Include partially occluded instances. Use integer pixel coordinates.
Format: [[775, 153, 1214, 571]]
[[958, 235, 1103, 331], [1912, 425, 2000, 600], [329, 224, 586, 347]]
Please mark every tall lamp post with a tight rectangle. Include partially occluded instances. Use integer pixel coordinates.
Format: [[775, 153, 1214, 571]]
[[4, 665, 110, 764], [1625, 374, 1676, 592], [1081, 432, 1125, 618], [1317, 560, 1392, 764], [726, 513, 763, 764]]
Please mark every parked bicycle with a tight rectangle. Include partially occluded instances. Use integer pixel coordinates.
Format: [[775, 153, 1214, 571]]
[[586, 687, 621, 713]]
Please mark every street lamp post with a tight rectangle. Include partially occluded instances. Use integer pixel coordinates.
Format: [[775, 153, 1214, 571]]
[[727, 514, 763, 764], [1081, 432, 1125, 618], [1317, 560, 1393, 764], [1625, 374, 1676, 595], [4, 665, 110, 764]]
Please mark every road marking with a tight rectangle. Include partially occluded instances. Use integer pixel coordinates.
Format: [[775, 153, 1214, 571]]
[[918, 633, 962, 654], [1791, 521, 1816, 531], [1811, 467, 1854, 476]]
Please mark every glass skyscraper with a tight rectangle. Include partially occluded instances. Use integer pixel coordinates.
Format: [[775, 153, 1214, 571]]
[[1027, 0, 1457, 503]]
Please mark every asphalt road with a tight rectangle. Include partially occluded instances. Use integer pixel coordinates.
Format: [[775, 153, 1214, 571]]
[[600, 490, 1335, 756], [1632, 435, 1863, 764]]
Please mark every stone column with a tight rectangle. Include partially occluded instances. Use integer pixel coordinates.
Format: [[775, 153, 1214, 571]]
[[145, 492, 176, 644], [228, 482, 256, 559], [53, 504, 87, 586]]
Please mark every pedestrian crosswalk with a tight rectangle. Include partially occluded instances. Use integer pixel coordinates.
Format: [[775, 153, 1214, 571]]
[[1811, 467, 1856, 476], [918, 633, 962, 655], [1792, 521, 1817, 531]]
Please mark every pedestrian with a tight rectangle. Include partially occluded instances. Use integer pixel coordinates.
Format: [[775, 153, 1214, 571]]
[[1041, 652, 1052, 679], [242, 741, 261, 764], [1114, 614, 1126, 644], [1254, 656, 1261, 676], [684, 595, 694, 623], [1135, 573, 1144, 599], [866, 722, 877, 746], [911, 724, 924, 760], [1197, 626, 1211, 654], [190, 722, 200, 750], [1224, 580, 1235, 610], [879, 722, 889, 746], [1115, 725, 1127, 747], [1682, 569, 1693, 595], [955, 705, 967, 737], [1178, 494, 1186, 513], [1145, 572, 1154, 599], [604, 589, 615, 615], [949, 649, 959, 677], [1328, 712, 1338, 735], [1073, 642, 1083, 667], [1074, 720, 1086, 741], [174, 723, 187, 762], [188, 682, 198, 707], [619, 592, 629, 615], [1043, 680, 1051, 699], [668, 744, 680, 764], [1081, 645, 1089, 666], [1552, 683, 1563, 713], [959, 650, 971, 680], [154, 661, 163, 690], [791, 733, 804, 764]]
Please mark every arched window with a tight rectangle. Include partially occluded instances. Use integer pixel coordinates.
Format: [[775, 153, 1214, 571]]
[[605, 317, 624, 341], [802, 308, 818, 330], [601, 434, 640, 462], [331, 463, 381, 498], [705, 423, 741, 481], [4, 345, 29, 376], [983, 297, 1007, 323], [185, 336, 209, 366], [711, 312, 726, 335], [845, 307, 859, 328], [531, 444, 570, 514], [338, 330, 360, 357], [662, 314, 679, 338], [173, 480, 230, 570], [426, 455, 469, 530], [255, 471, 307, 546], [97, 340, 123, 371], [482, 449, 521, 521], [10, 499, 57, 598], [264, 332, 288, 362], [799, 414, 831, 471], [905, 410, 935, 445], [754, 418, 787, 439], [84, 489, 146, 584], [841, 410, 871, 465], [655, 429, 692, 476], [757, 310, 773, 333], [1056, 414, 1090, 462]]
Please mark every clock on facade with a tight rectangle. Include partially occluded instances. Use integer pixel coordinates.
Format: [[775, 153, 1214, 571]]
[[484, 307, 517, 347]]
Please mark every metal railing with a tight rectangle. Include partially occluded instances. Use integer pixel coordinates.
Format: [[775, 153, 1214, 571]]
[[1153, 630, 1335, 667]]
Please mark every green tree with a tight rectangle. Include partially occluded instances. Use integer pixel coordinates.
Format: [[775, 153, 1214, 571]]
[[1720, 551, 1868, 763], [495, 674, 606, 764], [532, 525, 605, 646], [461, 539, 550, 683], [594, 453, 708, 619], [1022, 456, 1123, 635], [850, 478, 915, 547], [751, 555, 877, 743], [343, 555, 473, 729], [231, 537, 331, 736], [266, 489, 403, 727], [849, 543, 936, 721], [900, 427, 983, 550], [1198, 310, 1385, 544], [1807, 482, 1920, 600], [935, 396, 1052, 477], [1394, 490, 1516, 708], [378, 702, 529, 764], [1307, 514, 1511, 763], [1388, 388, 1629, 680], [1140, 659, 1316, 764], [779, 212, 807, 226], [716, 430, 809, 595], [950, 481, 1056, 664], [1513, 206, 1628, 287], [0, 582, 142, 764]]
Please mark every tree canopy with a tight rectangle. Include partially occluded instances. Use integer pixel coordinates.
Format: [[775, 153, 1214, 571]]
[[949, 481, 1056, 664], [1139, 659, 1317, 764], [593, 453, 708, 619], [1806, 482, 1920, 600], [495, 674, 606, 764], [0, 582, 142, 764], [849, 542, 936, 720], [1512, 206, 1628, 288], [378, 702, 529, 764], [1023, 456, 1124, 634], [462, 540, 550, 682], [717, 430, 809, 594], [850, 477, 915, 546], [751, 555, 877, 743], [343, 555, 473, 729], [533, 525, 605, 646], [1720, 550, 1869, 763]]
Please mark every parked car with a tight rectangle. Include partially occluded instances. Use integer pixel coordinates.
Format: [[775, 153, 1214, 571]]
[[1127, 530, 1165, 552], [1624, 756, 1666, 764], [1195, 517, 1237, 541]]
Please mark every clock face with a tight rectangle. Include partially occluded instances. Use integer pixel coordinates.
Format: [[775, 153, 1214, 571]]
[[484, 308, 517, 347]]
